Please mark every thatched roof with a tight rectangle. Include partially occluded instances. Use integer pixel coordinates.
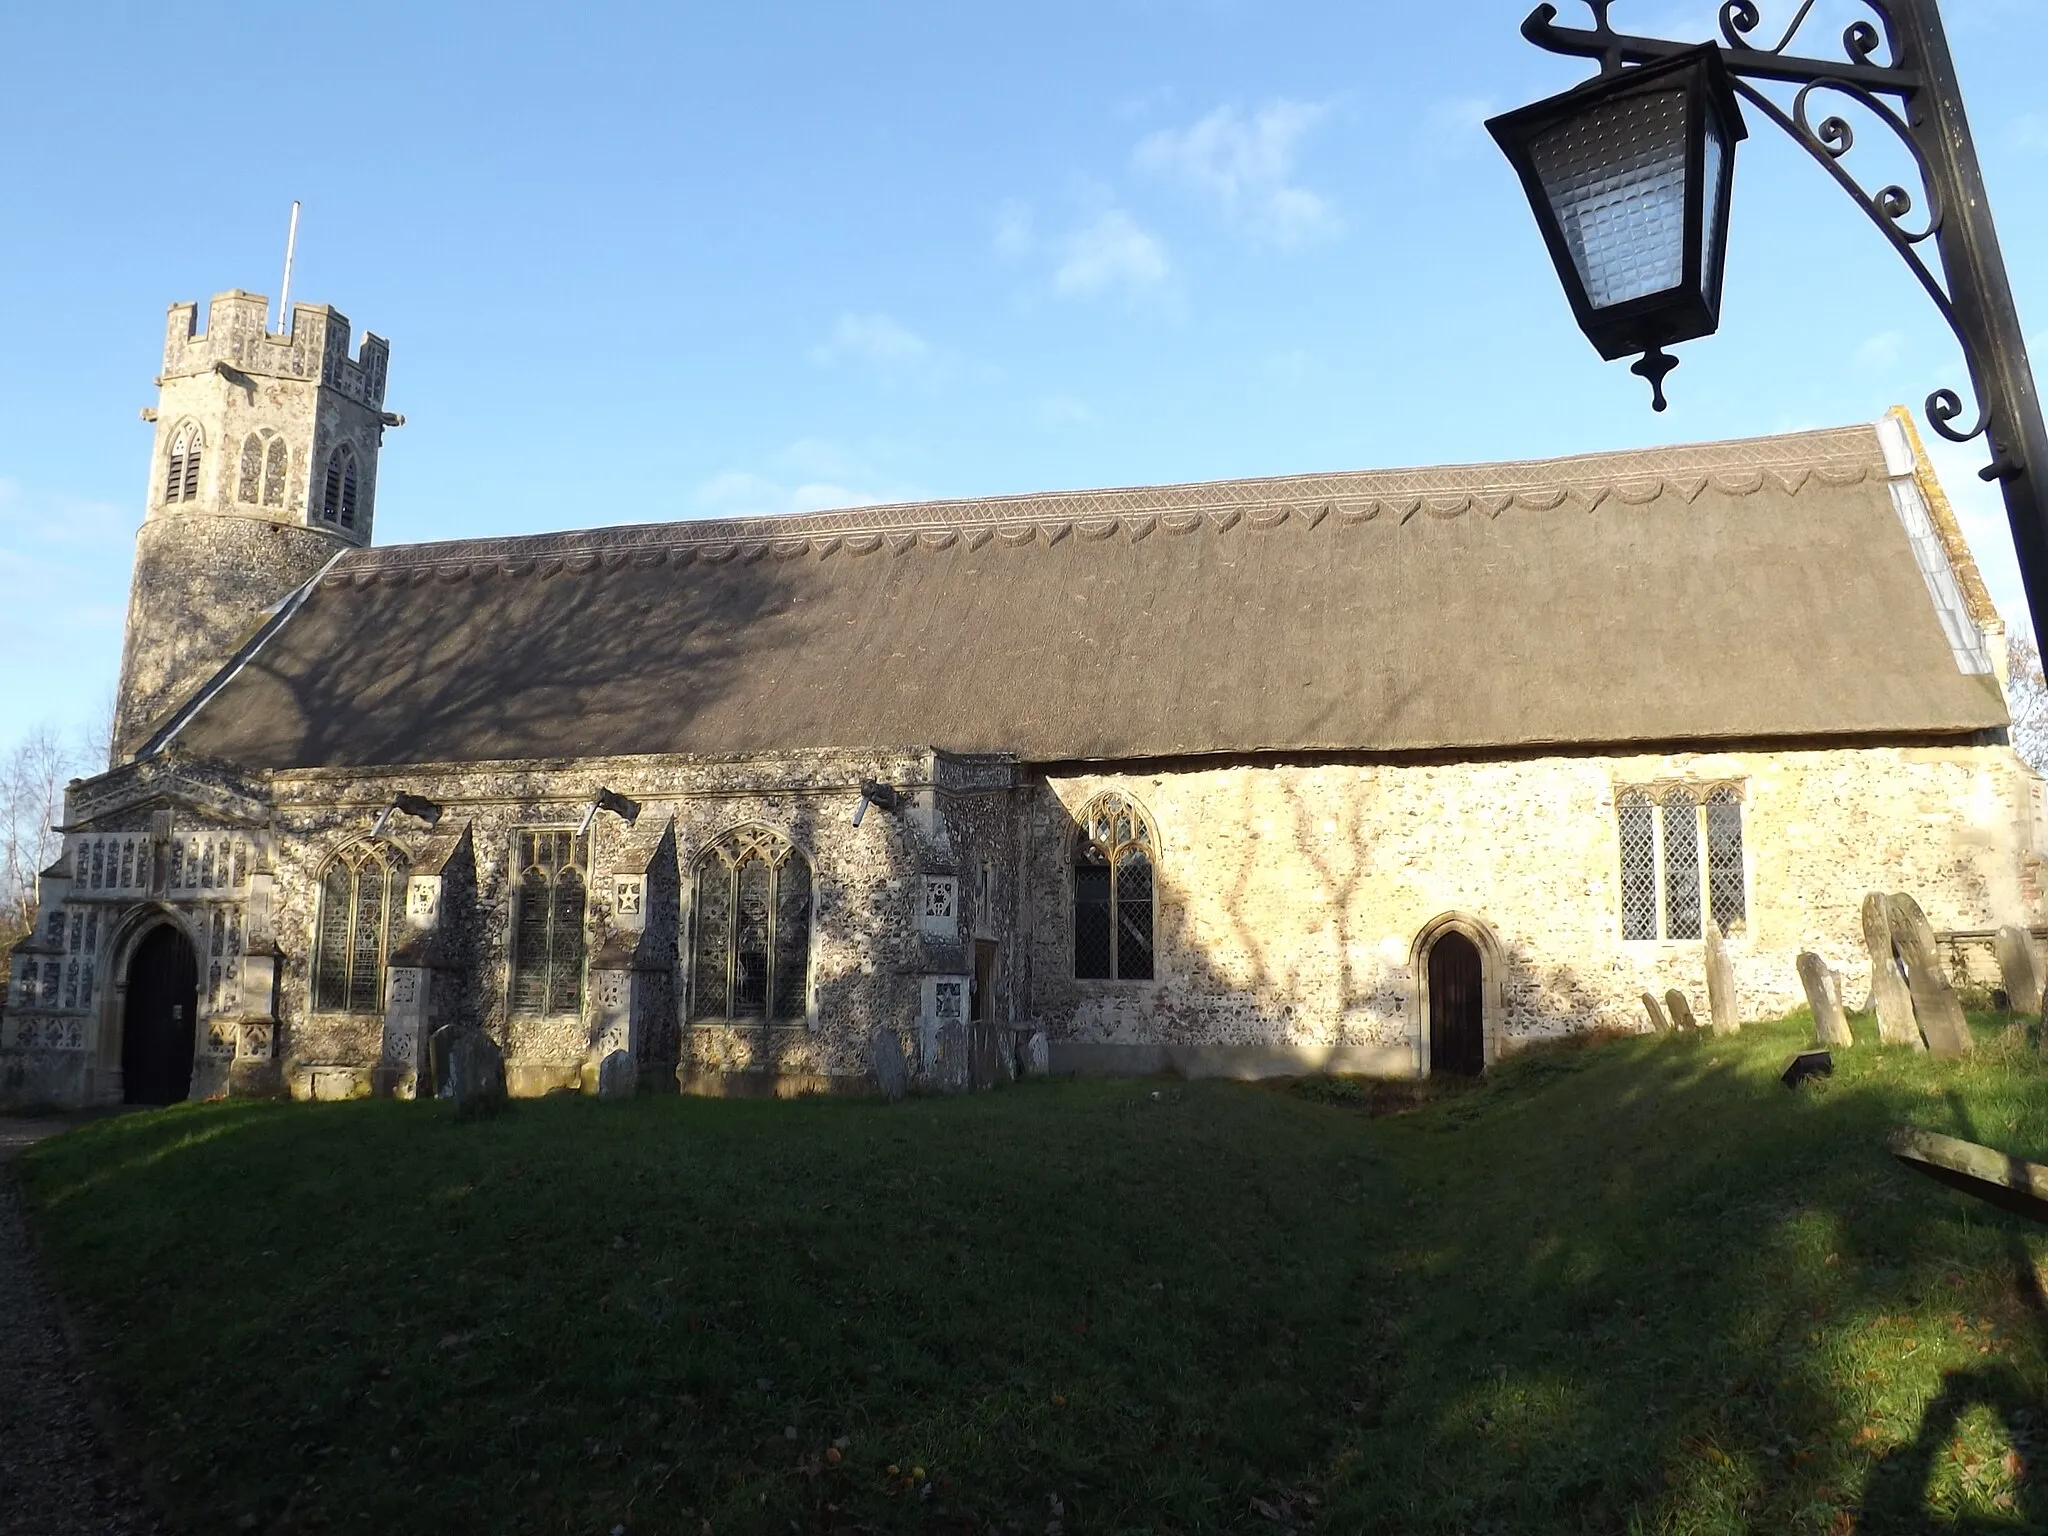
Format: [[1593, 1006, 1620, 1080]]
[[162, 421, 2006, 769]]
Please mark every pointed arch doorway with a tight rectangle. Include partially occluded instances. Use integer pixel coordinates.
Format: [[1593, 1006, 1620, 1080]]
[[123, 925, 198, 1104], [1427, 931, 1484, 1077]]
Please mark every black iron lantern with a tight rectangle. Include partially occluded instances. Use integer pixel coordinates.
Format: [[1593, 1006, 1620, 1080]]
[[1487, 43, 1745, 408]]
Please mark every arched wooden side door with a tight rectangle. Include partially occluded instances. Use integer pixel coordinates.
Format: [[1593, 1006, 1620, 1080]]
[[1427, 930, 1485, 1077], [122, 925, 198, 1105]]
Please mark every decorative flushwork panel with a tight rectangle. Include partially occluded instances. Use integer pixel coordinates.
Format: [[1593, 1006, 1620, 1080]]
[[169, 834, 252, 894], [68, 834, 152, 895]]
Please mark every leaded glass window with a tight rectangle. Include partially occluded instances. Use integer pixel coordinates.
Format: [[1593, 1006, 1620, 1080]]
[[311, 842, 408, 1013], [1706, 787, 1746, 933], [510, 830, 586, 1017], [1616, 784, 1744, 940], [1661, 789, 1702, 940], [1072, 793, 1156, 981], [691, 827, 811, 1024], [320, 444, 361, 528], [1617, 790, 1658, 940]]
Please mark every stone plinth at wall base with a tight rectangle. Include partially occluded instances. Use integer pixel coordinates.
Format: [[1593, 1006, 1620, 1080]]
[[289, 1065, 373, 1102], [0, 1048, 100, 1109], [1047, 1042, 1417, 1080], [677, 1069, 866, 1099], [228, 1057, 285, 1099], [505, 1063, 583, 1099]]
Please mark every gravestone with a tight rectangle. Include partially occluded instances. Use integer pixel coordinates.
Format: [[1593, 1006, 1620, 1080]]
[[1703, 920, 1739, 1033], [436, 1025, 507, 1118], [1993, 925, 2042, 1017], [1885, 893, 1972, 1057], [1797, 951, 1854, 1047], [596, 1049, 637, 1100], [1021, 1030, 1050, 1077], [1665, 989, 1699, 1032], [1639, 991, 1671, 1032], [1860, 893, 1922, 1048], [869, 1028, 908, 1100]]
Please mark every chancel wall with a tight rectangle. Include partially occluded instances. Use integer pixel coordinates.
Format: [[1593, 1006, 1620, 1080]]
[[1024, 743, 2044, 1073]]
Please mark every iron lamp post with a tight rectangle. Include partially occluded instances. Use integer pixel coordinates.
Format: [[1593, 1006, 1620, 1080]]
[[1493, 0, 2048, 649]]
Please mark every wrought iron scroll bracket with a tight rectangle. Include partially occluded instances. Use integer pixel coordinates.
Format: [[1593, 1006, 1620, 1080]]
[[1519, 1, 1998, 454]]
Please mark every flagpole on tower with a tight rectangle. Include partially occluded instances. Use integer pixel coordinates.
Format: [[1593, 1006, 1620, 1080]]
[[276, 201, 301, 334]]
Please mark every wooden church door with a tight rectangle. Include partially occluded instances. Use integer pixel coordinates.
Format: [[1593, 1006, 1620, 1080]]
[[1427, 930, 1484, 1077], [122, 925, 198, 1104]]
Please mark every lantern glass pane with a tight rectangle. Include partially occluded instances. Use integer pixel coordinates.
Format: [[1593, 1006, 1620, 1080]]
[[1531, 88, 1690, 309], [1700, 107, 1729, 303]]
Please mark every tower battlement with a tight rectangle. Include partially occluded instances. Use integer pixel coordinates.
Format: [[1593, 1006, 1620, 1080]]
[[163, 290, 390, 410]]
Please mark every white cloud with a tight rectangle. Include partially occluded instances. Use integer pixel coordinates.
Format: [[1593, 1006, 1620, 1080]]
[[810, 312, 951, 389], [691, 441, 909, 519], [994, 200, 1035, 260], [1055, 208, 1172, 300], [1134, 99, 1339, 246]]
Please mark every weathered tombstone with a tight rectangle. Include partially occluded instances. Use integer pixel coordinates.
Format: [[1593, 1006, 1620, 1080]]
[[1639, 991, 1671, 1032], [1665, 989, 1699, 1031], [1885, 893, 1973, 1058], [437, 1025, 508, 1118], [1860, 893, 1921, 1048], [1797, 951, 1854, 1047], [1703, 920, 1739, 1033], [869, 1028, 908, 1100], [1022, 1030, 1050, 1077], [1993, 925, 2042, 1017], [596, 1049, 637, 1100]]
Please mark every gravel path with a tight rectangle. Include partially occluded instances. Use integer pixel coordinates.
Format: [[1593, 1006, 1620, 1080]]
[[0, 1115, 159, 1535]]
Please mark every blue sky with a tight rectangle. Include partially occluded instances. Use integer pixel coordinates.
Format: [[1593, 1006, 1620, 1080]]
[[2, 0, 2044, 762]]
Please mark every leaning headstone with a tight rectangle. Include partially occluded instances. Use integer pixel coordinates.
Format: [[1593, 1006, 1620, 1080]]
[[1861, 893, 1921, 1048], [1992, 925, 2042, 1017], [869, 1028, 908, 1100], [596, 1049, 637, 1100], [437, 1025, 508, 1118], [1639, 991, 1671, 1032], [1886, 893, 1973, 1057], [1021, 1030, 1050, 1077], [1665, 989, 1699, 1032], [1704, 920, 1739, 1033], [1797, 951, 1854, 1047]]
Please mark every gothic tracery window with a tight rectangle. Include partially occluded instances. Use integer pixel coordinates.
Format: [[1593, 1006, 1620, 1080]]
[[691, 827, 812, 1024], [242, 431, 290, 506], [319, 444, 360, 528], [511, 830, 587, 1016], [312, 842, 408, 1013], [1072, 793, 1156, 981], [164, 424, 202, 504], [1616, 784, 1745, 940]]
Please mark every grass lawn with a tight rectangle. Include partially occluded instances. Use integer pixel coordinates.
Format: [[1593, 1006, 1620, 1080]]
[[17, 1014, 2048, 1535]]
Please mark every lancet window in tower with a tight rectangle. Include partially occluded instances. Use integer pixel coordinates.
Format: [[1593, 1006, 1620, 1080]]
[[311, 842, 408, 1013], [320, 444, 360, 528], [510, 830, 587, 1017], [163, 425, 202, 505], [690, 828, 812, 1024], [1072, 793, 1156, 981]]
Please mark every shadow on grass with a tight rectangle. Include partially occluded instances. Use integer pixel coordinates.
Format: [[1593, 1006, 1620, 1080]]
[[14, 1017, 2048, 1534]]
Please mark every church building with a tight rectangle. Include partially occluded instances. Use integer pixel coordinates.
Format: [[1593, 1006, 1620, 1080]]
[[2, 289, 2040, 1106]]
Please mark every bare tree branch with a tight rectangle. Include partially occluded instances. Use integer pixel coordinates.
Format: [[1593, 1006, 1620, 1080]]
[[0, 726, 84, 950], [2006, 630, 2048, 775]]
